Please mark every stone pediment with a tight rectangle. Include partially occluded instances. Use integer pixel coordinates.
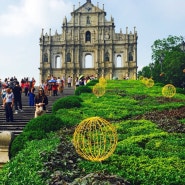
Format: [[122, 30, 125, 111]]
[[72, 1, 105, 15]]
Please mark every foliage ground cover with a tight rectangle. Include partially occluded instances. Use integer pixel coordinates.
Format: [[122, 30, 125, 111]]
[[1, 79, 185, 184], [0, 133, 60, 185]]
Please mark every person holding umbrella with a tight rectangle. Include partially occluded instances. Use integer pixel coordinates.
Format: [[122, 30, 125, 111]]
[[79, 75, 85, 86]]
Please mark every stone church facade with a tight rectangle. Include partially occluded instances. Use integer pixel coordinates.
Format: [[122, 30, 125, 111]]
[[39, 0, 138, 83]]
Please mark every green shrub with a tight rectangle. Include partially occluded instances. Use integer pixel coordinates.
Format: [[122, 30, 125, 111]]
[[52, 95, 82, 112], [10, 130, 47, 158], [0, 133, 60, 185], [155, 82, 164, 87], [176, 87, 185, 94], [24, 114, 64, 132], [56, 108, 84, 127], [86, 79, 99, 86], [75, 86, 92, 95], [10, 114, 64, 157]]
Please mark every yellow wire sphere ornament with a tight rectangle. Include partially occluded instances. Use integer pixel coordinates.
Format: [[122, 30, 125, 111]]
[[93, 83, 106, 97], [145, 78, 154, 88], [139, 75, 144, 81], [99, 77, 107, 86], [73, 117, 118, 162], [162, 84, 176, 98]]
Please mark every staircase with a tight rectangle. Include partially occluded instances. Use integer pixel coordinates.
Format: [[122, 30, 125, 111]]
[[0, 87, 75, 136]]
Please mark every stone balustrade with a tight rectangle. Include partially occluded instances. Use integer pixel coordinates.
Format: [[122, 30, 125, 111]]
[[0, 131, 14, 169]]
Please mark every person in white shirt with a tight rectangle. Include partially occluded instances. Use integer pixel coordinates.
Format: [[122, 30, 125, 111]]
[[3, 88, 14, 122], [75, 77, 80, 89], [67, 76, 72, 87]]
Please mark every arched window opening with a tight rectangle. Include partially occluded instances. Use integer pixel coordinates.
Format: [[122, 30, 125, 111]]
[[52, 55, 61, 68], [116, 55, 122, 67], [86, 31, 91, 42], [85, 54, 93, 68], [56, 56, 61, 68]]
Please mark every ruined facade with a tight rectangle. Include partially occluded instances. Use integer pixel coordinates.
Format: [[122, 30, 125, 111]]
[[39, 0, 138, 83]]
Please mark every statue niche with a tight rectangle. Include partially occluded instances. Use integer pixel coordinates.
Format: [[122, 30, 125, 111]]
[[43, 53, 48, 62]]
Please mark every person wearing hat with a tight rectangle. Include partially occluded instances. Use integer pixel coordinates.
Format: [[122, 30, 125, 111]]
[[3, 88, 14, 122]]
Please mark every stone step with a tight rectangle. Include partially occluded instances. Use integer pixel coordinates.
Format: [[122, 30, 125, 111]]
[[0, 87, 75, 169], [0, 87, 75, 135]]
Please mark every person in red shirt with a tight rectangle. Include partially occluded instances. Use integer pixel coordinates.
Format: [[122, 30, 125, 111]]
[[24, 81, 29, 96], [52, 82, 58, 96]]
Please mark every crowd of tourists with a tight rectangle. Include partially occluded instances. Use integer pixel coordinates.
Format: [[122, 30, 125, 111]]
[[0, 74, 96, 122], [0, 77, 31, 122], [0, 76, 63, 122]]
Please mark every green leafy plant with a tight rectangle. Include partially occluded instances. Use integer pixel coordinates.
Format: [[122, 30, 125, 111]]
[[10, 114, 64, 157], [86, 79, 99, 86], [52, 95, 82, 112], [74, 86, 92, 95], [3, 79, 185, 185], [0, 133, 60, 185]]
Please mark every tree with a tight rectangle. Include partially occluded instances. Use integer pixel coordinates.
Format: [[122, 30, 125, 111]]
[[151, 35, 185, 87], [138, 66, 152, 79]]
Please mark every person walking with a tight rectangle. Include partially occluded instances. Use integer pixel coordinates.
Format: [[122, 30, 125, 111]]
[[75, 77, 80, 89], [1, 85, 7, 102], [67, 76, 72, 87], [3, 88, 14, 122], [52, 82, 58, 96], [12, 81, 23, 114], [24, 81, 29, 96], [28, 88, 35, 107]]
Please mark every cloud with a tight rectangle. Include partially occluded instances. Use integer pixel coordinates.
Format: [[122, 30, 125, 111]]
[[0, 0, 72, 37], [0, 0, 73, 83]]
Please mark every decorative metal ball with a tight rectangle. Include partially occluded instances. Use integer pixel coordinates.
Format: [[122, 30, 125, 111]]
[[93, 83, 106, 97], [142, 77, 148, 84], [73, 117, 118, 162], [99, 77, 107, 86], [145, 78, 154, 88], [139, 76, 144, 81], [162, 84, 176, 98]]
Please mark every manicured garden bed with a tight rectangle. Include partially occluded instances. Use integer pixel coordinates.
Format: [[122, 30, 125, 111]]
[[1, 80, 185, 185]]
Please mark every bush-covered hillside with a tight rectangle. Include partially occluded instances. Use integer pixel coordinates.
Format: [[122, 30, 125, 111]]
[[1, 80, 185, 185]]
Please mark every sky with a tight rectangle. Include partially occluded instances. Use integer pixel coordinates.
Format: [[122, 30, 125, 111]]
[[0, 0, 185, 85]]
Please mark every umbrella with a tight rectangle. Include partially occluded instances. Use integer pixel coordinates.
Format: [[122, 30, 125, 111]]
[[79, 75, 84, 79], [48, 79, 57, 83]]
